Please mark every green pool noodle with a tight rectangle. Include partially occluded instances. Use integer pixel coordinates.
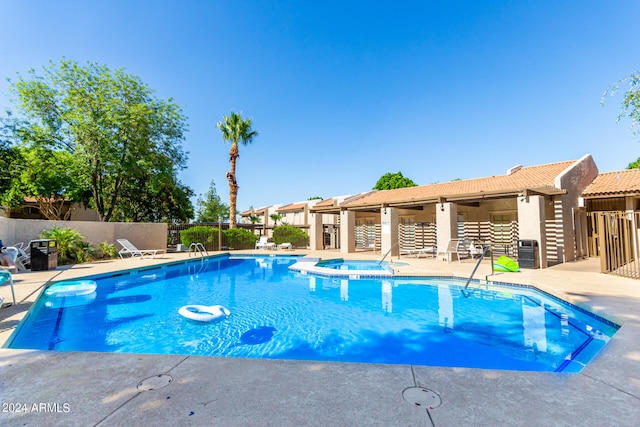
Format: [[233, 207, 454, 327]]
[[493, 256, 520, 272]]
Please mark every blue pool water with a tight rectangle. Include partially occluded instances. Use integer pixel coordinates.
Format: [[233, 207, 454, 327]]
[[6, 255, 619, 372]]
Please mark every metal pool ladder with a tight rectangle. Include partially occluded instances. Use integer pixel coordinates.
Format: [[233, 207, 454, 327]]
[[189, 242, 209, 257]]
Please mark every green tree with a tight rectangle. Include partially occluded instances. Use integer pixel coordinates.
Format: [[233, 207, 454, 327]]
[[0, 139, 25, 210], [373, 172, 417, 190], [3, 59, 190, 222], [196, 180, 229, 223], [603, 70, 640, 141], [1, 147, 90, 219], [115, 175, 194, 223], [627, 158, 640, 169], [216, 111, 258, 228]]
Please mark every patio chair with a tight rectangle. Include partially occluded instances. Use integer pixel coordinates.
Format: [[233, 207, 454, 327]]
[[0, 270, 15, 305], [5, 242, 30, 271], [468, 241, 484, 259], [437, 239, 465, 263], [116, 239, 164, 260], [255, 236, 276, 250], [277, 242, 292, 250]]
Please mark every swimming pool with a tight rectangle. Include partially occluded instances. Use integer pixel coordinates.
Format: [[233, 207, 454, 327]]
[[5, 255, 618, 372]]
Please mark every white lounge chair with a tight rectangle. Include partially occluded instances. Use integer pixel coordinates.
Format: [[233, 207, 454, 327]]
[[6, 242, 30, 271], [277, 242, 292, 250], [255, 236, 268, 249], [117, 239, 164, 260], [0, 271, 15, 305], [255, 236, 276, 250], [400, 247, 435, 258]]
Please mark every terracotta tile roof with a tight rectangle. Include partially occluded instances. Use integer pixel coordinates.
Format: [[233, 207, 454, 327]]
[[342, 191, 378, 204], [309, 192, 380, 213], [241, 209, 267, 216], [253, 208, 266, 215], [277, 202, 307, 212], [342, 160, 575, 208], [582, 169, 640, 196], [309, 198, 341, 213], [314, 198, 336, 207]]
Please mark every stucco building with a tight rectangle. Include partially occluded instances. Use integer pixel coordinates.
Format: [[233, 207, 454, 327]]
[[305, 154, 598, 268]]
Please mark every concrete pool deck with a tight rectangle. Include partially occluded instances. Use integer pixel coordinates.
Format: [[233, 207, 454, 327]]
[[1, 251, 639, 426]]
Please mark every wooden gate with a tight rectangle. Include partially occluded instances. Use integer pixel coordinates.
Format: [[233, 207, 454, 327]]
[[591, 211, 640, 279]]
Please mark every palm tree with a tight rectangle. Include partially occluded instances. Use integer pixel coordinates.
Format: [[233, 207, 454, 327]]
[[270, 213, 284, 227], [216, 111, 258, 228]]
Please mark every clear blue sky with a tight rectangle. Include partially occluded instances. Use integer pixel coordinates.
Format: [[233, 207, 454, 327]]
[[1, 1, 639, 214]]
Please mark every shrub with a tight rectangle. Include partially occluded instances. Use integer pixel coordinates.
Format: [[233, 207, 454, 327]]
[[272, 225, 308, 248], [39, 226, 87, 264], [98, 241, 118, 259], [180, 226, 220, 251], [75, 241, 97, 263], [224, 228, 258, 250]]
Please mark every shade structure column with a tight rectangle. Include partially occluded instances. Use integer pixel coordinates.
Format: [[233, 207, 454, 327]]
[[517, 194, 548, 268], [380, 206, 399, 257], [340, 209, 356, 253], [436, 202, 458, 259], [308, 212, 324, 250], [262, 207, 269, 237]]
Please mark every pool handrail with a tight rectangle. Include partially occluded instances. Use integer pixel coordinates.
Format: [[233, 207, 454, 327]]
[[188, 242, 209, 257], [461, 245, 491, 297], [378, 241, 399, 265]]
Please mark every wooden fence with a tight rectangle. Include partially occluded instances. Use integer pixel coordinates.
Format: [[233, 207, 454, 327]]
[[398, 222, 437, 251], [591, 211, 640, 279], [355, 223, 381, 251]]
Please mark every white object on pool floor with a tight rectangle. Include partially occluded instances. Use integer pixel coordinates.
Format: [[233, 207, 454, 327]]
[[178, 304, 231, 322], [45, 280, 97, 298]]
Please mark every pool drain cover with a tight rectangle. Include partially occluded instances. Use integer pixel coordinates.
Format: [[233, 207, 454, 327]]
[[137, 374, 173, 391], [402, 387, 442, 409]]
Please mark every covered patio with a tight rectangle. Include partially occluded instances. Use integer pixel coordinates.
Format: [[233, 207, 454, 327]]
[[309, 155, 598, 268]]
